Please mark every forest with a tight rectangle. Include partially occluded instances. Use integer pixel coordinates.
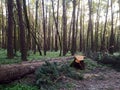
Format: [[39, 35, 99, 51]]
[[0, 0, 120, 90]]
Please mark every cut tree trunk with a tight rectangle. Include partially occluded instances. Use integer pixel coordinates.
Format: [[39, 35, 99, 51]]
[[0, 56, 73, 84]]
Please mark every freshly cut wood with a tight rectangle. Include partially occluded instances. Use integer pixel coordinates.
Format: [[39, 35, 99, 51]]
[[0, 56, 73, 84], [70, 55, 85, 70]]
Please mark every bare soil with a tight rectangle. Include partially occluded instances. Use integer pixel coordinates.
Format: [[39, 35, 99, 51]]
[[62, 67, 120, 90]]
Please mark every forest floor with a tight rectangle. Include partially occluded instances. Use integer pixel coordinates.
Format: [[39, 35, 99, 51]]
[[0, 55, 120, 90], [64, 66, 120, 90], [17, 57, 120, 90], [24, 67, 120, 90]]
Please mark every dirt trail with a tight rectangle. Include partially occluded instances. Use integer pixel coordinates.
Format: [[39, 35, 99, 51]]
[[65, 67, 120, 90]]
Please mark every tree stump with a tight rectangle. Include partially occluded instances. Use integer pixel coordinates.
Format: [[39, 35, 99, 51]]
[[70, 55, 85, 70]]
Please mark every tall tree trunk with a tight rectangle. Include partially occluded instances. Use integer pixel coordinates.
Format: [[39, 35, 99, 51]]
[[51, 24, 54, 51], [56, 0, 60, 52], [62, 0, 67, 56], [34, 0, 39, 54], [7, 0, 14, 59], [95, 0, 100, 51], [87, 0, 93, 51], [42, 0, 47, 55], [71, 0, 76, 55], [114, 13, 119, 51], [45, 6, 48, 51], [16, 0, 27, 61], [101, 0, 109, 51], [23, 0, 31, 53], [79, 1, 82, 52], [82, 3, 85, 52], [51, 0, 58, 51], [47, 9, 51, 51], [24, 0, 42, 55], [118, 0, 120, 51], [68, 14, 73, 51], [4, 0, 8, 49], [13, 9, 17, 55], [75, 0, 80, 52], [109, 0, 114, 54], [1, 1, 5, 49], [51, 0, 62, 56]]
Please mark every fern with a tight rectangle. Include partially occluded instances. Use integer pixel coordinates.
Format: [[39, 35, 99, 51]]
[[35, 61, 83, 89]]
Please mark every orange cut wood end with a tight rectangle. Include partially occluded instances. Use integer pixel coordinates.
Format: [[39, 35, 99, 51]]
[[74, 55, 85, 63]]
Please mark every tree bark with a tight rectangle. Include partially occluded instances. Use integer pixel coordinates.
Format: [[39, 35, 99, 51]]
[[7, 0, 14, 59], [47, 9, 51, 51], [87, 0, 93, 51], [1, 1, 5, 49], [79, 1, 83, 52], [16, 0, 27, 61], [51, 0, 62, 56], [71, 0, 76, 55], [13, 9, 17, 55], [101, 0, 109, 50], [23, 0, 31, 52], [68, 14, 73, 51], [62, 0, 67, 56], [109, 0, 115, 54], [95, 0, 100, 51], [0, 56, 74, 84], [75, 0, 80, 52], [42, 0, 47, 55], [34, 0, 39, 54]]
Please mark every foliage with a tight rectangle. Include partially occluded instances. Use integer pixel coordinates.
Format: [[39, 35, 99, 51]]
[[0, 83, 38, 90], [60, 63, 83, 80], [35, 61, 83, 89], [0, 49, 71, 64], [84, 58, 103, 70], [28, 50, 71, 60], [0, 49, 21, 64], [35, 62, 60, 87]]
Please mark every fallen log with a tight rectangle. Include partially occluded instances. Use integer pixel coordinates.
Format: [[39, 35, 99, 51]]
[[0, 56, 74, 84]]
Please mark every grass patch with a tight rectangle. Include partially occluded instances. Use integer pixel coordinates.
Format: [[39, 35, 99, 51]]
[[0, 49, 71, 64], [0, 49, 21, 64], [0, 83, 38, 90]]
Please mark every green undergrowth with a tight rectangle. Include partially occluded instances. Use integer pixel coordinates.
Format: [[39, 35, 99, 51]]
[[35, 59, 101, 89], [0, 79, 74, 90], [84, 58, 103, 70], [0, 49, 106, 89], [0, 49, 21, 64], [28, 50, 71, 60], [0, 83, 38, 90], [35, 61, 83, 89], [0, 49, 72, 64], [0, 57, 102, 90]]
